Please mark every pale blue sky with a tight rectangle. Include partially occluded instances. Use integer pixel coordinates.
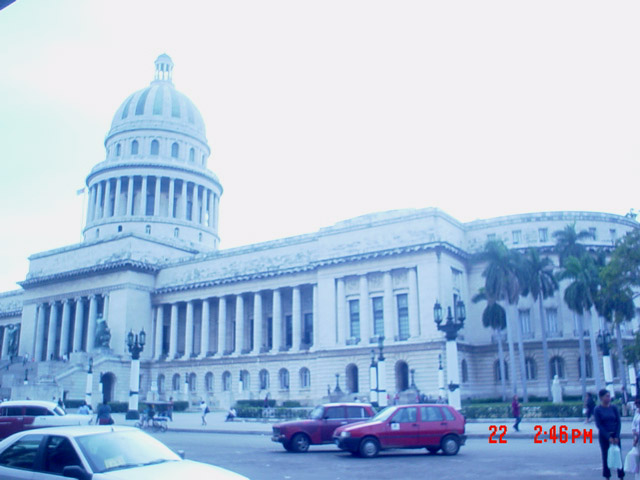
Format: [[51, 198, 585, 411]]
[[1, 0, 639, 291]]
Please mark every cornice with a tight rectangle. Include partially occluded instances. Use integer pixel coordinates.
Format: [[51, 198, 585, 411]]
[[22, 282, 155, 306], [0, 310, 21, 319]]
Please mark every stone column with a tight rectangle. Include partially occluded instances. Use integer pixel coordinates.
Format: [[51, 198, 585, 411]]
[[35, 304, 46, 361], [126, 176, 134, 216], [95, 181, 103, 220], [168, 178, 175, 218], [87, 186, 96, 224], [213, 194, 219, 230], [1, 326, 9, 359], [103, 179, 111, 218], [190, 183, 197, 222], [85, 295, 98, 352], [140, 175, 148, 216], [359, 275, 371, 344], [408, 267, 419, 338], [292, 286, 301, 351], [154, 305, 163, 360], [272, 289, 282, 352], [168, 304, 178, 359], [383, 271, 394, 341], [181, 180, 187, 220], [72, 298, 84, 352], [208, 191, 215, 227], [154, 176, 162, 216], [183, 301, 194, 359], [199, 299, 210, 358], [253, 292, 262, 353], [59, 299, 72, 358], [312, 284, 318, 347], [46, 302, 59, 360], [217, 297, 227, 355], [235, 295, 244, 354], [199, 187, 205, 225], [113, 177, 122, 217], [336, 278, 346, 344]]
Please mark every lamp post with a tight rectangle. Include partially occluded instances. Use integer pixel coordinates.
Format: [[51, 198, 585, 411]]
[[125, 329, 145, 419], [598, 329, 615, 399], [85, 357, 93, 407], [434, 300, 466, 410], [437, 354, 446, 401], [369, 349, 378, 405], [377, 336, 387, 407]]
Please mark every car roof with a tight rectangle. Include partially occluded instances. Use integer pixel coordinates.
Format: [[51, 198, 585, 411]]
[[0, 400, 57, 408], [320, 403, 373, 407], [11, 425, 136, 438]]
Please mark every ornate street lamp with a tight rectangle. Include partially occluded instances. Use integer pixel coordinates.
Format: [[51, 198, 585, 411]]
[[85, 357, 93, 407], [377, 336, 387, 407], [598, 329, 615, 398], [369, 349, 378, 405], [434, 300, 466, 410], [125, 329, 145, 419]]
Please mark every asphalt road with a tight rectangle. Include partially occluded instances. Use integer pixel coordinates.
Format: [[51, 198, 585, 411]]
[[151, 430, 612, 480]]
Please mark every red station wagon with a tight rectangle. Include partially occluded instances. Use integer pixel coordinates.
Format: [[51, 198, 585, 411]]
[[333, 404, 466, 458], [272, 403, 375, 452]]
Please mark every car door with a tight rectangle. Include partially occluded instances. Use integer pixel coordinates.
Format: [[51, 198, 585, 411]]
[[34, 434, 87, 479], [418, 406, 447, 446], [380, 407, 420, 448], [0, 433, 45, 479], [320, 407, 347, 442], [0, 406, 26, 439]]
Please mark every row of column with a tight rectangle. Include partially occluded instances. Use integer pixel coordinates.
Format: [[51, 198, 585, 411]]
[[33, 294, 106, 362], [86, 176, 218, 228], [336, 269, 420, 344], [154, 285, 316, 360]]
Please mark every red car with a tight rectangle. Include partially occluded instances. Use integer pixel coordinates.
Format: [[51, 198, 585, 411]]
[[0, 400, 92, 439], [333, 404, 466, 458], [272, 403, 375, 452]]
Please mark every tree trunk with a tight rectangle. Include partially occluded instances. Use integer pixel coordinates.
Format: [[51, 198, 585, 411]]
[[538, 300, 552, 400], [496, 329, 507, 401], [505, 308, 518, 396], [587, 309, 603, 390], [576, 314, 587, 400], [615, 323, 627, 395], [514, 306, 528, 402]]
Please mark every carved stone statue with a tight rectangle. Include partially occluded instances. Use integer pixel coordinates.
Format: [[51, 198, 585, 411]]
[[94, 316, 111, 349], [7, 324, 19, 357]]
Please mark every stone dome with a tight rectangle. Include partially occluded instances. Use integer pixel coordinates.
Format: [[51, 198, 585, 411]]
[[105, 54, 207, 145]]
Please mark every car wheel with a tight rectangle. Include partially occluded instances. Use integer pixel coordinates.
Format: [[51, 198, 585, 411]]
[[440, 435, 460, 456], [282, 440, 293, 452], [426, 447, 439, 454], [359, 437, 380, 458], [290, 433, 310, 453]]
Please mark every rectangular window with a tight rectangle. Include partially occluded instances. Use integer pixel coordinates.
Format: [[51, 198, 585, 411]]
[[303, 313, 313, 346], [539, 228, 548, 242], [610, 229, 617, 242], [512, 230, 521, 245], [546, 308, 559, 334], [349, 300, 360, 339], [519, 309, 531, 334], [285, 314, 292, 349], [487, 233, 496, 242], [451, 268, 463, 290], [589, 227, 597, 240], [396, 293, 409, 341], [372, 297, 384, 337]]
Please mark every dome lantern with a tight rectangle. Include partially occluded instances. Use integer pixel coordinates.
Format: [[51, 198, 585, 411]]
[[154, 54, 174, 83]]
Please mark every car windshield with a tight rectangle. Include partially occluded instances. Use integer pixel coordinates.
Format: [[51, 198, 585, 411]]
[[309, 406, 324, 420], [370, 406, 397, 422], [75, 430, 180, 473]]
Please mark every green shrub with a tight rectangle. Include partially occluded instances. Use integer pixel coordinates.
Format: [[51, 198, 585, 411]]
[[461, 402, 584, 419], [64, 399, 85, 409], [107, 401, 129, 413], [172, 401, 188, 412], [281, 401, 302, 408], [235, 399, 276, 408], [235, 406, 311, 419]]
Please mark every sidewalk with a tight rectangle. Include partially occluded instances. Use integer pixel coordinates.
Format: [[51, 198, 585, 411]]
[[104, 410, 633, 440]]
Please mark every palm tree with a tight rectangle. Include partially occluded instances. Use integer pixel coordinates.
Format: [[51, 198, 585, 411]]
[[553, 224, 592, 267], [476, 240, 528, 401], [520, 248, 558, 400]]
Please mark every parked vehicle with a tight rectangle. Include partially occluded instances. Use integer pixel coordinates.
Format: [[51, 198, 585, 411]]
[[0, 400, 92, 439], [0, 425, 250, 479], [333, 404, 466, 458], [272, 403, 375, 452]]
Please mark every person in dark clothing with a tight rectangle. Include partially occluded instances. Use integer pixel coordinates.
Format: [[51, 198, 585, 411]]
[[511, 395, 521, 432], [585, 393, 596, 423], [594, 389, 624, 479]]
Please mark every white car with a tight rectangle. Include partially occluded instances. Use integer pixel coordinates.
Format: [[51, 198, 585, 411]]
[[0, 425, 250, 479], [0, 400, 92, 439]]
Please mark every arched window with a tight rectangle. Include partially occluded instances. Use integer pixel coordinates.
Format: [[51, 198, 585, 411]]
[[300, 367, 311, 389], [494, 360, 509, 382], [222, 371, 231, 391], [150, 139, 159, 155], [550, 356, 565, 379], [188, 372, 197, 392], [174, 227, 179, 238], [279, 368, 290, 390], [145, 225, 151, 234], [346, 364, 359, 393], [205, 372, 214, 392], [131, 140, 139, 155], [171, 142, 179, 158], [461, 359, 469, 383], [525, 357, 537, 380], [198, 233, 203, 242], [395, 361, 409, 392], [117, 225, 123, 233], [172, 373, 181, 391], [189, 148, 195, 162], [116, 143, 121, 156], [240, 370, 250, 391], [578, 355, 593, 379], [157, 374, 165, 394], [259, 369, 270, 390]]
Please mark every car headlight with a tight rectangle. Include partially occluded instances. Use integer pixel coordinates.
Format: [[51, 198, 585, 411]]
[[340, 431, 351, 438]]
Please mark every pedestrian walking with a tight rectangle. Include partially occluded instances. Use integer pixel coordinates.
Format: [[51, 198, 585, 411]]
[[167, 396, 174, 421], [96, 401, 114, 425], [77, 401, 91, 415], [511, 395, 521, 432], [594, 388, 624, 480], [585, 392, 596, 423], [200, 400, 209, 426]]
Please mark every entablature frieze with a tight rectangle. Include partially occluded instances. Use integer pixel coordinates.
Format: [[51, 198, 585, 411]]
[[21, 282, 153, 307]]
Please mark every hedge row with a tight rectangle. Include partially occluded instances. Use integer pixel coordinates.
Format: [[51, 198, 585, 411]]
[[461, 402, 584, 419], [236, 406, 312, 419], [65, 400, 189, 413]]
